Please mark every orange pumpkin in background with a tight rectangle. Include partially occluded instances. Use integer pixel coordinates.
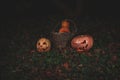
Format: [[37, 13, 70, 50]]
[[71, 35, 94, 53], [59, 20, 70, 33]]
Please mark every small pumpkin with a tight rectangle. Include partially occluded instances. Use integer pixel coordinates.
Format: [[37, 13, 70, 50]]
[[59, 20, 70, 33], [71, 35, 94, 52], [36, 38, 51, 52]]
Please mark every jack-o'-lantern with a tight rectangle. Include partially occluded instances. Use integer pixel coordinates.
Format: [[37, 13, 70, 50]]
[[59, 20, 70, 33], [36, 38, 51, 52], [71, 35, 93, 53]]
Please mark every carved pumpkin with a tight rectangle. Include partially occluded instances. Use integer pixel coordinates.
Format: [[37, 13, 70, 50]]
[[59, 20, 70, 33], [71, 35, 93, 52], [36, 38, 51, 52]]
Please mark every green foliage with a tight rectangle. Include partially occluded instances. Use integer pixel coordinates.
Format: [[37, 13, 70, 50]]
[[4, 46, 119, 80]]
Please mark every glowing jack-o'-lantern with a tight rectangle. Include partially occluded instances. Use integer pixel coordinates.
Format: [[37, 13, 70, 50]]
[[59, 20, 70, 33], [71, 35, 94, 52], [36, 38, 51, 52]]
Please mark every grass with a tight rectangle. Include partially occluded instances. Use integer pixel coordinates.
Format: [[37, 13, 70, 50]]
[[1, 16, 120, 80]]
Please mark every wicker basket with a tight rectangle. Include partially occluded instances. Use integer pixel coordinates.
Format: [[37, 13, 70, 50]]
[[51, 19, 77, 50]]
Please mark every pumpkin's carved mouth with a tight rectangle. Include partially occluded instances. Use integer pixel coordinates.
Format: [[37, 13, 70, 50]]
[[78, 44, 88, 51], [37, 46, 49, 52], [76, 40, 89, 51], [42, 47, 49, 51]]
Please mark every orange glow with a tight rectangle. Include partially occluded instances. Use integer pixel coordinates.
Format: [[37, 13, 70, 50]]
[[59, 20, 70, 33]]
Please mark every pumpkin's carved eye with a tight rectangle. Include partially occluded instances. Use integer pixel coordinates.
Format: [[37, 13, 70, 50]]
[[81, 40, 86, 44], [38, 42, 40, 45], [43, 42, 46, 45]]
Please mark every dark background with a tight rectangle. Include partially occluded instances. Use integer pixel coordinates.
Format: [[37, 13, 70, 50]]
[[1, 0, 120, 17], [1, 0, 120, 45], [1, 0, 120, 46]]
